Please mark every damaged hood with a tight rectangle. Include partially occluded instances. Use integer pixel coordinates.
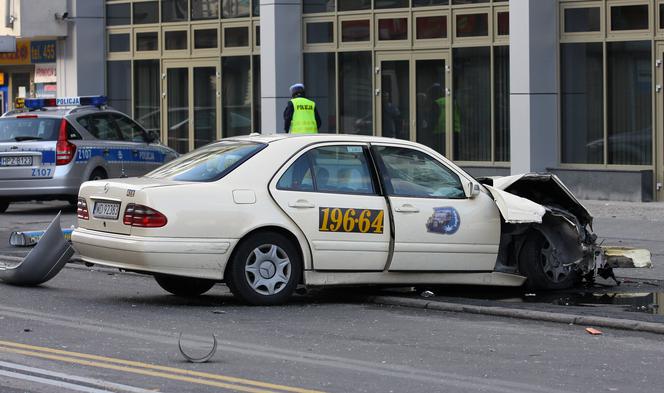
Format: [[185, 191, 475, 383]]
[[481, 173, 593, 226]]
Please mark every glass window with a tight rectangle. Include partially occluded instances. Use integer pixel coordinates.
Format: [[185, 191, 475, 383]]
[[136, 32, 158, 51], [133, 1, 159, 24], [147, 142, 266, 182], [253, 1, 260, 16], [277, 154, 314, 191], [311, 146, 375, 195], [307, 22, 334, 44], [134, 60, 161, 135], [456, 13, 489, 37], [339, 52, 372, 135], [607, 41, 652, 165], [164, 31, 187, 50], [305, 53, 336, 133], [303, 0, 335, 14], [166, 67, 189, 152], [222, 56, 252, 137], [222, 0, 250, 18], [162, 0, 188, 22], [338, 0, 370, 11], [660, 4, 664, 29], [78, 115, 121, 141], [106, 61, 131, 116], [0, 118, 61, 142], [416, 16, 447, 40], [113, 114, 147, 142], [453, 0, 488, 4], [194, 29, 218, 49], [413, 0, 449, 6], [193, 66, 217, 148], [415, 59, 446, 155], [341, 20, 370, 42], [255, 25, 260, 46], [253, 55, 261, 131], [225, 27, 249, 47], [374, 146, 464, 199], [378, 18, 408, 41], [564, 7, 601, 33], [106, 3, 130, 26], [192, 0, 219, 20], [561, 43, 603, 164], [494, 46, 509, 162], [453, 47, 490, 161], [109, 33, 130, 52], [375, 0, 408, 9], [611, 5, 649, 31], [496, 11, 509, 36]]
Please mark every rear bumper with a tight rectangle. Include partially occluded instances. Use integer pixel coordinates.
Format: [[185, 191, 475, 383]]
[[71, 227, 236, 280], [0, 166, 81, 199]]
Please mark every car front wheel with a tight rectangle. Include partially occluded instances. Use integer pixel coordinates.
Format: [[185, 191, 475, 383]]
[[226, 232, 301, 306], [518, 231, 578, 290], [154, 274, 216, 297]]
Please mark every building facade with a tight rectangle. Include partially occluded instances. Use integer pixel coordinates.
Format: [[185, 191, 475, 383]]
[[2, 0, 661, 201]]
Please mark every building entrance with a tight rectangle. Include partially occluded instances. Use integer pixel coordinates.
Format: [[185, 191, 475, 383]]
[[375, 52, 450, 157]]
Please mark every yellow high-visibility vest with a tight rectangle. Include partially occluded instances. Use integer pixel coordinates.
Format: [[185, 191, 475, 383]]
[[290, 97, 318, 134]]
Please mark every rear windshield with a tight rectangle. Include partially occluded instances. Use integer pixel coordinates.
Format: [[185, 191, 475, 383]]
[[146, 141, 266, 182], [0, 117, 60, 142]]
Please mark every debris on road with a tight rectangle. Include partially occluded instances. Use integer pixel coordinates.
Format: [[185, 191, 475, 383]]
[[420, 290, 435, 298], [585, 327, 603, 335], [177, 332, 217, 363]]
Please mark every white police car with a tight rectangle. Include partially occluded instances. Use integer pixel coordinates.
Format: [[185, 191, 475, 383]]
[[72, 134, 641, 306], [0, 96, 178, 212]]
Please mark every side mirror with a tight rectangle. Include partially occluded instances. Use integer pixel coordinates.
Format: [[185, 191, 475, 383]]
[[464, 181, 481, 199]]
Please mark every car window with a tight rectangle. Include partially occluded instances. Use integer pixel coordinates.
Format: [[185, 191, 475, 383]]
[[374, 146, 465, 199], [278, 145, 376, 195], [113, 114, 147, 143], [146, 141, 265, 182], [0, 117, 60, 142], [77, 114, 121, 141]]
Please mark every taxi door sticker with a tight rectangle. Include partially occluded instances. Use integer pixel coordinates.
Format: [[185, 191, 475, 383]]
[[319, 207, 384, 234], [425, 207, 460, 235]]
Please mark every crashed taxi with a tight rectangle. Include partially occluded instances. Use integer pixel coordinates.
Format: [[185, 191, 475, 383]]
[[72, 134, 645, 305]]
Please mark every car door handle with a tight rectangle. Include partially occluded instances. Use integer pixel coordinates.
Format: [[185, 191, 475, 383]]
[[395, 204, 420, 213], [288, 200, 315, 209]]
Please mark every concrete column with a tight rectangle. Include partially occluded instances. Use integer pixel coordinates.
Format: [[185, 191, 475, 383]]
[[259, 0, 302, 134], [57, 0, 104, 97], [509, 0, 558, 174]]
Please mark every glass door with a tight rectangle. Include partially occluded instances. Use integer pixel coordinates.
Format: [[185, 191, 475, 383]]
[[162, 60, 220, 154], [656, 43, 664, 201], [375, 52, 450, 156]]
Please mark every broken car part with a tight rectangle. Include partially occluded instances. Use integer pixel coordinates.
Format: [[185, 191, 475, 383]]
[[0, 212, 74, 285], [10, 228, 74, 247], [177, 332, 217, 363]]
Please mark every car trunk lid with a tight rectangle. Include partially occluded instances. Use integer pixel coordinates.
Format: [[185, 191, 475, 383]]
[[0, 141, 57, 180]]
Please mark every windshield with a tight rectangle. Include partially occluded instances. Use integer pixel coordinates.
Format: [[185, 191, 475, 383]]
[[0, 117, 60, 142], [146, 141, 266, 182]]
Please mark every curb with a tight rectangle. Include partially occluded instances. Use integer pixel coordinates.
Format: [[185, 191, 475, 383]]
[[366, 295, 664, 335]]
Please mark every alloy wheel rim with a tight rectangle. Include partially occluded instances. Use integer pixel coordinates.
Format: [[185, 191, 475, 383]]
[[540, 240, 570, 283], [244, 244, 291, 296]]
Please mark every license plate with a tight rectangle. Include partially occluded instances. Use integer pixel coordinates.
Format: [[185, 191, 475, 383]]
[[0, 156, 33, 166], [93, 201, 121, 220]]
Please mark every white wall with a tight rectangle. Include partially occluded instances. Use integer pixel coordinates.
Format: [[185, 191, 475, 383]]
[[0, 0, 68, 37]]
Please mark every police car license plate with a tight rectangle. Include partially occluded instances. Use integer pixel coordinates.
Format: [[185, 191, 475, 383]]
[[93, 201, 121, 220], [0, 156, 33, 166]]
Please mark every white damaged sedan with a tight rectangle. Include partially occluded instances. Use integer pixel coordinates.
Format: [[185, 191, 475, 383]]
[[72, 134, 639, 305]]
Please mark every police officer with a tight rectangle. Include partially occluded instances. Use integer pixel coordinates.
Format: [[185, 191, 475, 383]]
[[283, 83, 321, 134]]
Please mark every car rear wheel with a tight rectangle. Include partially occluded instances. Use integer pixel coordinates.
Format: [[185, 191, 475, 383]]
[[226, 232, 301, 306], [519, 231, 578, 290], [88, 169, 107, 181], [0, 201, 8, 213], [154, 274, 216, 297]]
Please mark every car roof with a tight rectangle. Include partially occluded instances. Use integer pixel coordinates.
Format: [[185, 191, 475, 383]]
[[2, 106, 123, 119], [226, 133, 426, 147]]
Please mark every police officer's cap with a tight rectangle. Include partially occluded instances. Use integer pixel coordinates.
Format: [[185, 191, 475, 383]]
[[289, 83, 305, 95]]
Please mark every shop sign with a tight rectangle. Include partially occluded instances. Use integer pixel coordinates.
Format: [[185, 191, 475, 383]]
[[0, 40, 30, 65], [35, 63, 57, 83], [31, 41, 56, 64]]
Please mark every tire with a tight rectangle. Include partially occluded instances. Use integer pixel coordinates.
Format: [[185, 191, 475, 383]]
[[88, 169, 107, 181], [154, 274, 216, 297], [519, 231, 578, 290], [0, 201, 8, 213], [226, 232, 301, 306]]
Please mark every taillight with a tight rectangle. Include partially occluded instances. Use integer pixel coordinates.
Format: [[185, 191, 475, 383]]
[[123, 203, 167, 228], [56, 119, 76, 165], [77, 198, 89, 220]]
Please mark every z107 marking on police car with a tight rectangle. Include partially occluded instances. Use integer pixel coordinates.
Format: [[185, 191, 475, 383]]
[[426, 207, 461, 235], [319, 207, 384, 234]]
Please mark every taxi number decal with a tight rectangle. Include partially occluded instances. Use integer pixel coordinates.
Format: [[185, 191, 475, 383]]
[[31, 168, 52, 177], [319, 207, 384, 234]]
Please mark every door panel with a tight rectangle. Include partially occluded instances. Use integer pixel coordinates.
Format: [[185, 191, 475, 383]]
[[656, 44, 664, 201], [372, 144, 500, 271], [270, 144, 391, 271]]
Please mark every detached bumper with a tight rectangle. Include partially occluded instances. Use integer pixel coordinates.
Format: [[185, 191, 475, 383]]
[[71, 227, 236, 280]]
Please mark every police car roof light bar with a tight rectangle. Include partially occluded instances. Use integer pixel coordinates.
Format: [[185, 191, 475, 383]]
[[23, 96, 108, 110]]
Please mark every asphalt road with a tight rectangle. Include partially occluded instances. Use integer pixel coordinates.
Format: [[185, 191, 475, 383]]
[[0, 264, 662, 393]]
